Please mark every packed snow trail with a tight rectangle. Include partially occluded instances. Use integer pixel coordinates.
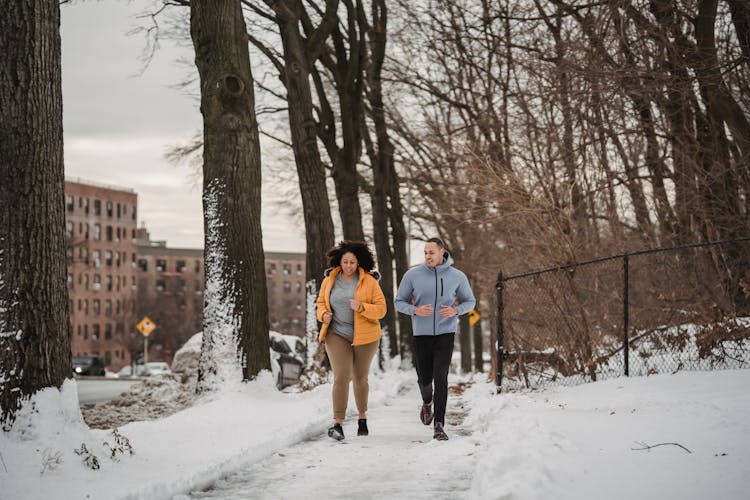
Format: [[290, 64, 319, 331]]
[[183, 384, 479, 499]]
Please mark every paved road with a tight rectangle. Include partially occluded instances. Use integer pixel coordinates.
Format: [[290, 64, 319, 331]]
[[76, 378, 139, 405]]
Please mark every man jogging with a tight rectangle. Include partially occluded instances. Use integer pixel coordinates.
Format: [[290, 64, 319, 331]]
[[395, 237, 475, 440]]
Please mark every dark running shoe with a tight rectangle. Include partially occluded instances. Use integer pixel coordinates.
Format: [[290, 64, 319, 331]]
[[420, 402, 433, 426], [433, 422, 449, 441], [357, 419, 369, 436], [328, 423, 344, 441]]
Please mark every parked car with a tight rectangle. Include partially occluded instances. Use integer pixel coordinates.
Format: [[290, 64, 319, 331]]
[[143, 361, 171, 376], [72, 355, 106, 376]]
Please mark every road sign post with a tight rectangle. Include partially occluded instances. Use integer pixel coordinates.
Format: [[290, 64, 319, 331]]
[[136, 316, 157, 367]]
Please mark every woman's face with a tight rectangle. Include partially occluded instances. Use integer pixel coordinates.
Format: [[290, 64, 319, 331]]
[[341, 252, 359, 277]]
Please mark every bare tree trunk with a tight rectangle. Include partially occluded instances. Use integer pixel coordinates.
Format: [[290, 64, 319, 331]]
[[361, 0, 399, 356], [190, 0, 270, 388], [459, 313, 472, 373], [0, 0, 71, 425], [472, 296, 483, 372], [270, 0, 338, 287]]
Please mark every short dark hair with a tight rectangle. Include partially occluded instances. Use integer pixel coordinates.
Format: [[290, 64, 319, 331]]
[[426, 237, 446, 248], [326, 240, 376, 272]]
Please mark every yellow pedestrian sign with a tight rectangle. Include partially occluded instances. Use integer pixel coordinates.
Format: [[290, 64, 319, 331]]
[[137, 316, 157, 336], [469, 309, 480, 326]]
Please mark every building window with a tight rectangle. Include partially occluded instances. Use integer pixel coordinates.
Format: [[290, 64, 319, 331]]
[[156, 259, 166, 272], [83, 325, 88, 340], [116, 227, 121, 240], [66, 247, 73, 265], [138, 258, 148, 271], [66, 221, 74, 238], [93, 274, 101, 291], [296, 300, 302, 310], [132, 206, 137, 221], [283, 264, 291, 275], [116, 300, 121, 315], [296, 264, 302, 276], [66, 195, 74, 212], [296, 282, 302, 293], [84, 223, 89, 240], [194, 260, 201, 273], [156, 279, 165, 292], [105, 250, 113, 266], [93, 250, 101, 268], [267, 263, 276, 276], [105, 300, 112, 317], [77, 325, 82, 337], [84, 299, 88, 315], [106, 275, 113, 291], [94, 199, 101, 215], [106, 226, 113, 241], [92, 324, 100, 341], [67, 274, 73, 289], [105, 324, 112, 340], [106, 201, 113, 217], [115, 275, 120, 291], [84, 274, 89, 291], [131, 276, 136, 289], [116, 252, 121, 268], [283, 281, 291, 293], [94, 224, 101, 241], [176, 260, 186, 273], [117, 203, 121, 219], [93, 299, 100, 316]]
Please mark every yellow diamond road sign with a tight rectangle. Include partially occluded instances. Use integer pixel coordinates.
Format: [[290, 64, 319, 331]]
[[468, 309, 480, 326], [137, 316, 157, 336]]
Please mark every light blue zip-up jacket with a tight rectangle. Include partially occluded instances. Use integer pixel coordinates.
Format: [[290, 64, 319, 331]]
[[394, 251, 476, 335]]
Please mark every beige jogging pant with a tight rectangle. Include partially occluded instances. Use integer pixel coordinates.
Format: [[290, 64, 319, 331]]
[[325, 332, 380, 420]]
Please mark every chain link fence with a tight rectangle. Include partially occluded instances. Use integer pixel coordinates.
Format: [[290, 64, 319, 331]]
[[496, 238, 750, 391]]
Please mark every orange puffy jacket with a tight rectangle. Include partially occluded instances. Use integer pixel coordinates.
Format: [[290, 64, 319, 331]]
[[316, 266, 386, 346]]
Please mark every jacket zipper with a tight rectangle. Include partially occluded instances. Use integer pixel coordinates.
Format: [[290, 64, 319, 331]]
[[433, 267, 438, 335]]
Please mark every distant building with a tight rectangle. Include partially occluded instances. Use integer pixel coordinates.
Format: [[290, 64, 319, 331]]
[[65, 179, 308, 371], [265, 252, 306, 337], [135, 226, 204, 365], [65, 179, 138, 370]]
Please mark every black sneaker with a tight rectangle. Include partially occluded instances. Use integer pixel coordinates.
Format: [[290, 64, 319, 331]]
[[357, 419, 369, 436], [327, 423, 344, 441], [420, 402, 433, 425], [433, 422, 448, 441]]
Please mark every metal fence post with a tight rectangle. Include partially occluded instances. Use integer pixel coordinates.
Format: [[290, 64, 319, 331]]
[[623, 254, 630, 377], [496, 272, 504, 393]]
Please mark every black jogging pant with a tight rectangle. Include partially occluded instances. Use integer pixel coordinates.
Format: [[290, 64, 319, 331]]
[[413, 333, 454, 425]]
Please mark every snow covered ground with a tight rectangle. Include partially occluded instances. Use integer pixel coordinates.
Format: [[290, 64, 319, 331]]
[[1, 367, 748, 500]]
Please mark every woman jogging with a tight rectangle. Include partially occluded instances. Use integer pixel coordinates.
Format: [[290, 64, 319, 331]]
[[316, 240, 386, 441]]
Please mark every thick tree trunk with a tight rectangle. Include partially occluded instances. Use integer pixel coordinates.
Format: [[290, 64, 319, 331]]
[[0, 0, 71, 425], [472, 296, 483, 373], [272, 0, 337, 287], [459, 313, 472, 373], [362, 0, 398, 356], [190, 0, 270, 387]]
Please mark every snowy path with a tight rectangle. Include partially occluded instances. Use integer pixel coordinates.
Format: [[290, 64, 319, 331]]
[[185, 384, 480, 499]]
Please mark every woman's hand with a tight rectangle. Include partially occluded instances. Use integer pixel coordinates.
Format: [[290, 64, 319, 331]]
[[322, 311, 332, 323], [349, 299, 361, 311]]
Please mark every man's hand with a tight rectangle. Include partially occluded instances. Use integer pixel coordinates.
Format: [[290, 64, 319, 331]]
[[322, 312, 332, 323], [439, 305, 458, 318], [414, 304, 433, 316]]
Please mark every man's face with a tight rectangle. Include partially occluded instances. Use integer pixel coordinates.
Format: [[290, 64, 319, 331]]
[[424, 242, 443, 268]]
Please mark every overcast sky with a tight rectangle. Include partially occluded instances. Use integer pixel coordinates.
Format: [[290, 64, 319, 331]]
[[60, 0, 304, 252]]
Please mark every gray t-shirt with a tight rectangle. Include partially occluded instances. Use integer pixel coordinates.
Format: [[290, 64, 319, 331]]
[[329, 273, 359, 340]]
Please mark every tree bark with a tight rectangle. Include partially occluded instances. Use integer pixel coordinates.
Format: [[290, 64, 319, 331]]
[[0, 0, 71, 425], [190, 0, 270, 387], [270, 0, 337, 287]]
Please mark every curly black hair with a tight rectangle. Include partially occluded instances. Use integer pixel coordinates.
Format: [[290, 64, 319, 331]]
[[326, 240, 376, 272]]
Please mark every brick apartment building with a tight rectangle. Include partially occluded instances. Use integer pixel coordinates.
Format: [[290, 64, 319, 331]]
[[265, 252, 306, 337], [65, 179, 308, 371], [135, 227, 204, 365], [65, 179, 138, 370]]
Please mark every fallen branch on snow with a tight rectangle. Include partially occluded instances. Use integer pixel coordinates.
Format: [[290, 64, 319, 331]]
[[631, 441, 691, 454]]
